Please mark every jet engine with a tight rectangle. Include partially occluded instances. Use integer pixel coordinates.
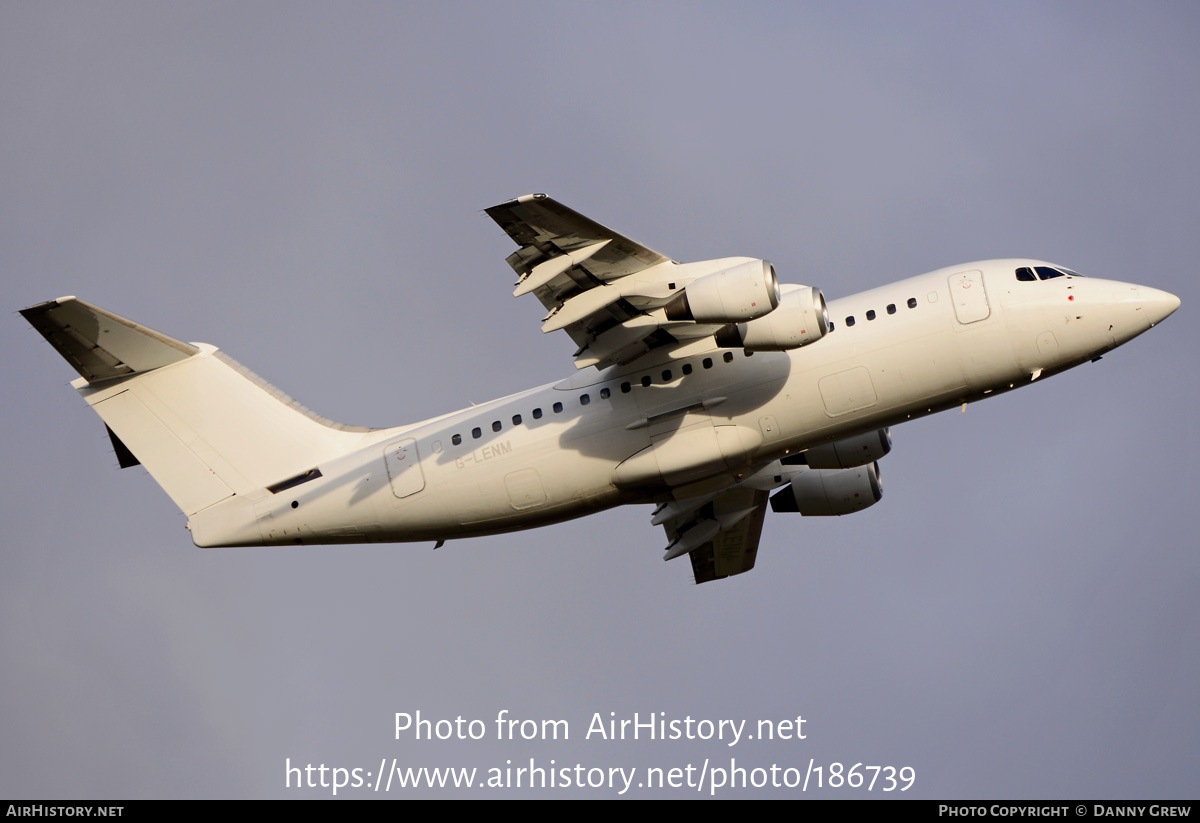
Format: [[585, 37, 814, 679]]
[[664, 259, 780, 324], [768, 463, 882, 516], [714, 285, 829, 351], [794, 428, 891, 469]]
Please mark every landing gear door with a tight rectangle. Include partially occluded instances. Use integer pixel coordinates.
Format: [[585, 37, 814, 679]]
[[384, 438, 425, 498], [949, 270, 990, 324]]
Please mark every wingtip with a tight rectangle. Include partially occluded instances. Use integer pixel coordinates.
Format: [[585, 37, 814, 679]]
[[485, 192, 547, 213], [19, 295, 77, 314], [19, 297, 65, 319]]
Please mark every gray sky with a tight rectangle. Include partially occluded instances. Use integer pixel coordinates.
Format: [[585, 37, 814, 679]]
[[2, 1, 1196, 798]]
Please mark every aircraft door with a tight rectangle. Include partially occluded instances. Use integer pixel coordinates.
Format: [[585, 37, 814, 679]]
[[949, 270, 991, 324], [384, 438, 425, 498]]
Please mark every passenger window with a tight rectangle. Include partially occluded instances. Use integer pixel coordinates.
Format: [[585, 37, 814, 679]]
[[641, 376, 651, 387], [661, 370, 671, 381], [829, 321, 835, 331], [472, 427, 482, 439], [723, 352, 734, 363], [682, 364, 693, 375], [845, 316, 856, 326], [492, 421, 502, 432], [532, 408, 543, 419], [600, 388, 610, 399], [512, 414, 522, 425], [703, 358, 713, 369], [907, 298, 917, 309], [580, 394, 590, 406], [744, 350, 753, 356], [1016, 267, 1036, 282], [866, 310, 876, 321], [553, 402, 563, 413], [621, 382, 631, 393], [452, 434, 462, 446], [887, 304, 896, 314]]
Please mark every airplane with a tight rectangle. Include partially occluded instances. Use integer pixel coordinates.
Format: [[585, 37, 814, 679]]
[[20, 193, 1181, 583]]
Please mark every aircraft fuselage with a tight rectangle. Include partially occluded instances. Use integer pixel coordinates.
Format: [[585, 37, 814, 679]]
[[186, 258, 1177, 548]]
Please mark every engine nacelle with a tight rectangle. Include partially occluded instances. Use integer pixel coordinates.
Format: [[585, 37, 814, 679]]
[[714, 285, 829, 351], [768, 463, 882, 516], [664, 259, 780, 324], [801, 428, 891, 469]]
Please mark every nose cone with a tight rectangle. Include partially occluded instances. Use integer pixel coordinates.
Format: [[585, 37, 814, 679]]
[[1141, 286, 1181, 327]]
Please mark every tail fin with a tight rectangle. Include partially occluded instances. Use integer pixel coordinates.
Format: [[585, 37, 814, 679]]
[[21, 297, 375, 518]]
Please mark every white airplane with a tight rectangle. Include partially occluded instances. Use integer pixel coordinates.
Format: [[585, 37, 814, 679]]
[[21, 194, 1180, 583]]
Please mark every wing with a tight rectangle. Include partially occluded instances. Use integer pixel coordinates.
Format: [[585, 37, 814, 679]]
[[654, 486, 770, 584], [485, 194, 762, 370], [486, 193, 672, 284]]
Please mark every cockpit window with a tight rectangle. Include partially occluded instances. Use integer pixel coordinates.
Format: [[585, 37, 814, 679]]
[[1019, 265, 1085, 281]]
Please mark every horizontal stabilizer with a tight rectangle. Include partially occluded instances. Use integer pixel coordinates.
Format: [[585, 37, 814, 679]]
[[22, 296, 381, 522], [20, 296, 198, 383], [106, 425, 141, 468]]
